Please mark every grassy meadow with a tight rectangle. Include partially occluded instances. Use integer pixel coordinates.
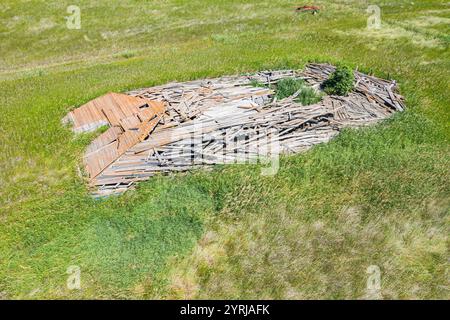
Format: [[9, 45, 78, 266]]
[[0, 0, 449, 299]]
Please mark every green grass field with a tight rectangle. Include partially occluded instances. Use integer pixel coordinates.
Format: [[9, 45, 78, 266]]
[[0, 0, 449, 299]]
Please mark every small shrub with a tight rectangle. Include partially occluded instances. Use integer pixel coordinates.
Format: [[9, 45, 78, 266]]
[[275, 78, 304, 100], [274, 78, 322, 105], [322, 65, 355, 96]]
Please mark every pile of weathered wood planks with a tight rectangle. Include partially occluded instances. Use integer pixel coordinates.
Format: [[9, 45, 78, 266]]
[[65, 63, 405, 196]]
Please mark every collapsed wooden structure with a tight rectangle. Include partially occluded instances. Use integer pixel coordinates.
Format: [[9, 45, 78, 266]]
[[64, 64, 405, 196]]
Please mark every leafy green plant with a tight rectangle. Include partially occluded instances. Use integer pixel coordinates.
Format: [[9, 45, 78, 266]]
[[322, 65, 355, 96], [274, 78, 322, 105], [275, 78, 304, 100]]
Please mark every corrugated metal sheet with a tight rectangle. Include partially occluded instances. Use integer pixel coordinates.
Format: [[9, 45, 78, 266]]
[[66, 92, 165, 179]]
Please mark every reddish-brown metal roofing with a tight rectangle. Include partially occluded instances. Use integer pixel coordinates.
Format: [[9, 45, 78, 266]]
[[66, 92, 165, 179]]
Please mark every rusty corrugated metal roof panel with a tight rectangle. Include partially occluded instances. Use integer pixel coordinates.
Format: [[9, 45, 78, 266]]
[[66, 92, 162, 133], [65, 92, 165, 179]]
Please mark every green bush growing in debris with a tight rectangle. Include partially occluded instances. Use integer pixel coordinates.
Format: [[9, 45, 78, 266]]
[[275, 78, 304, 100], [275, 78, 322, 105], [322, 65, 355, 96]]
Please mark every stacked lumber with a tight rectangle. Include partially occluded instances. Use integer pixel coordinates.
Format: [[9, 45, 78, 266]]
[[66, 64, 405, 196]]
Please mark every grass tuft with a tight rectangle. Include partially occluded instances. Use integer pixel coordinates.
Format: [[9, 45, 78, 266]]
[[274, 78, 322, 105], [275, 78, 304, 100], [113, 50, 137, 59], [295, 85, 323, 105]]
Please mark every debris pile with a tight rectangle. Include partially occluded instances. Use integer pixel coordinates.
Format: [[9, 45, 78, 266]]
[[64, 64, 405, 196]]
